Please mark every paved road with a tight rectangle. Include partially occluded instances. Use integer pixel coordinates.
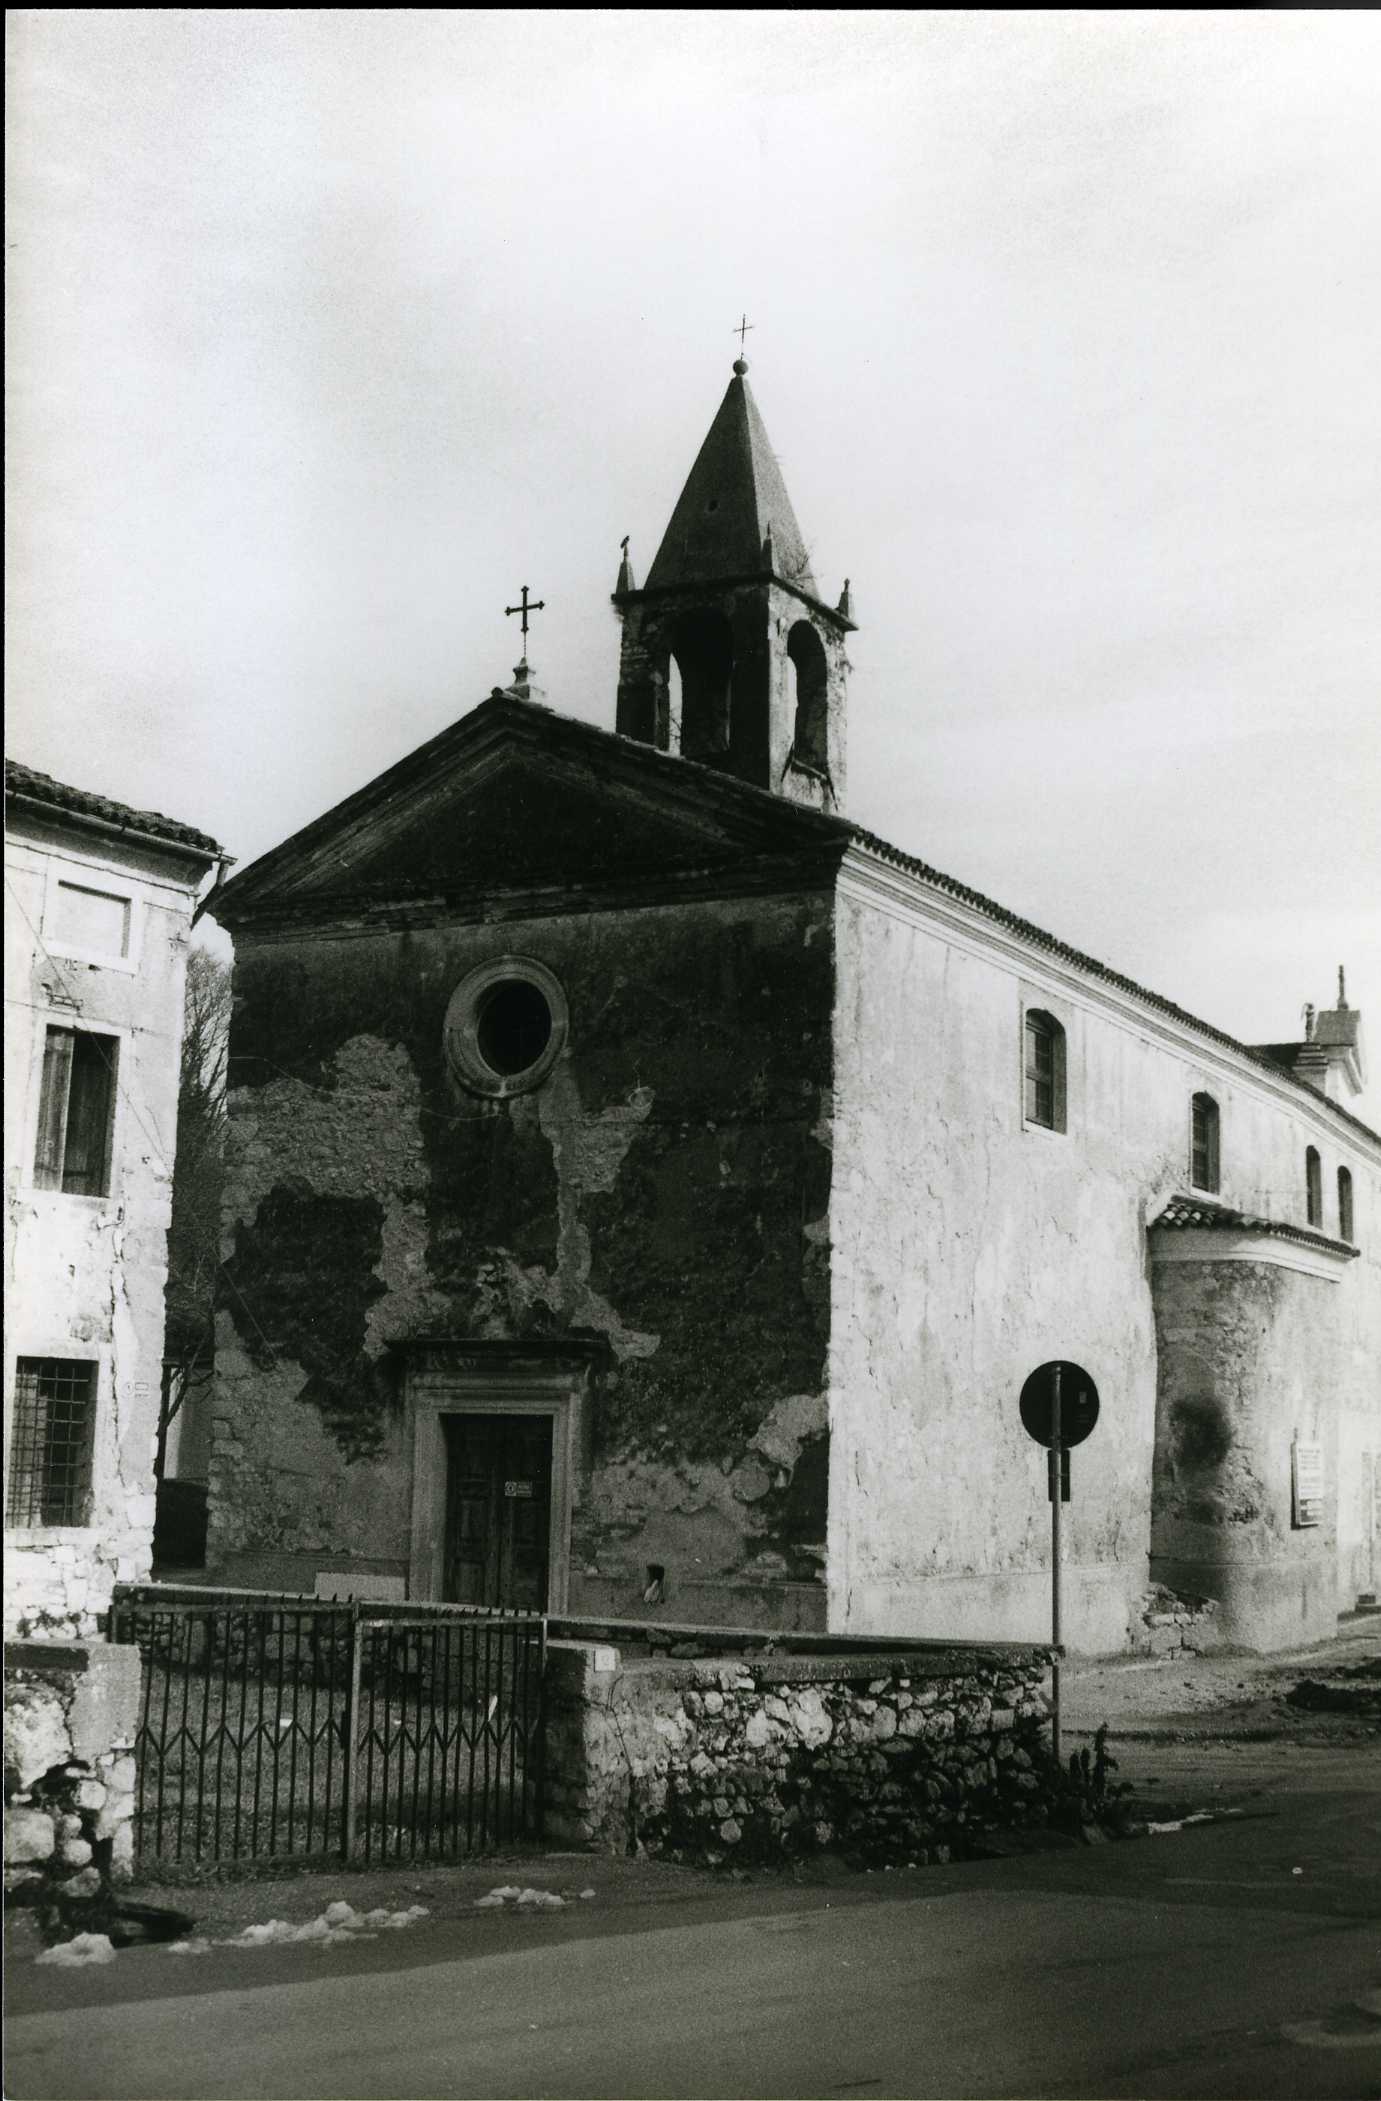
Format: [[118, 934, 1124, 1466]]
[[8, 1757, 1380, 2100]]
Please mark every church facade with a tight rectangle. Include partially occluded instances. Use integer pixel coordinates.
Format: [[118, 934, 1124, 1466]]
[[204, 360, 1380, 1655]]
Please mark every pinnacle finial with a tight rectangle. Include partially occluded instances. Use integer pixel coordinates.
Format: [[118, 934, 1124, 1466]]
[[1338, 965, 1348, 1009], [837, 578, 854, 621], [615, 534, 636, 595]]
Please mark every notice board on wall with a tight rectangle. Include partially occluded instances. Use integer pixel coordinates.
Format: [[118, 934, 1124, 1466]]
[[1291, 1440, 1325, 1528]]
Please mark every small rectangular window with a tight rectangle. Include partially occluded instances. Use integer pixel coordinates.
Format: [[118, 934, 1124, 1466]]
[[33, 1028, 117, 1196], [51, 881, 131, 959], [6, 1358, 97, 1526]]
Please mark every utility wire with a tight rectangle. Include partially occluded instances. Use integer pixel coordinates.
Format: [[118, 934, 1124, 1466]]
[[5, 875, 279, 1365]]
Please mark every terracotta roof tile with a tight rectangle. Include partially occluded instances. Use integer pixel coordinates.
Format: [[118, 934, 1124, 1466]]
[[6, 759, 222, 857], [1151, 1194, 1358, 1257]]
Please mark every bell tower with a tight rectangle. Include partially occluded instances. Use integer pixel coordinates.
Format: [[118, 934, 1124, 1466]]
[[613, 356, 856, 811]]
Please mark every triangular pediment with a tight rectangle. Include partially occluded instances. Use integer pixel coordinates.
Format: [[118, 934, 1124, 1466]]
[[211, 693, 848, 928]]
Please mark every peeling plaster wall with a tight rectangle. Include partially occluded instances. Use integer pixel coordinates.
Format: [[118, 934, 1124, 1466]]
[[208, 890, 835, 1625], [1150, 1256, 1344, 1648], [5, 820, 202, 1637], [828, 865, 1381, 1654]]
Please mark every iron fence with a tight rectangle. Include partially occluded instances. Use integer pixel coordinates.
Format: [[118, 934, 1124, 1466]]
[[109, 1586, 546, 1870]]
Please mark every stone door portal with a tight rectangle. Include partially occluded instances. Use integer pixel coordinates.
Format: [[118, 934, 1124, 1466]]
[[442, 1412, 552, 1610]]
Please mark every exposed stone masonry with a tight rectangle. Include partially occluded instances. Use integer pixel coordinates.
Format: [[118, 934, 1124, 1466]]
[[544, 1640, 1054, 1865], [3, 1644, 141, 1909]]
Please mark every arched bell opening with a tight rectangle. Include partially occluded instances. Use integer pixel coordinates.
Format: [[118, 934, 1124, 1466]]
[[669, 609, 734, 761], [786, 620, 830, 773]]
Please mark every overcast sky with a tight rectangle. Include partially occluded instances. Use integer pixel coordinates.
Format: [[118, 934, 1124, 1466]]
[[8, 11, 1380, 1119]]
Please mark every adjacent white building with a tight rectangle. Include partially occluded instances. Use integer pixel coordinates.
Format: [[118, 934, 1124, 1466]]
[[4, 760, 222, 1636]]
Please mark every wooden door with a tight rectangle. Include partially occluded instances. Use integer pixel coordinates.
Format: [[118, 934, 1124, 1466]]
[[442, 1413, 552, 1610]]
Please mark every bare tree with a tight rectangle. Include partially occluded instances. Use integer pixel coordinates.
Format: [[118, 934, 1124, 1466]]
[[159, 947, 232, 1480]]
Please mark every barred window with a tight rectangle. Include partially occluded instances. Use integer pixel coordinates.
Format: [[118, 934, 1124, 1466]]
[[6, 1358, 97, 1527], [1023, 1009, 1066, 1132], [33, 1027, 117, 1196], [1190, 1093, 1220, 1193]]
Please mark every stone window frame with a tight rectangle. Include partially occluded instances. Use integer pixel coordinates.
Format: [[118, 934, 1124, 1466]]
[[3, 1342, 111, 1539], [23, 1007, 130, 1205], [40, 856, 144, 978], [402, 1345, 598, 1610], [443, 955, 569, 1102]]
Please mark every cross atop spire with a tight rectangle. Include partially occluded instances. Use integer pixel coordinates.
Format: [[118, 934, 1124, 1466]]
[[505, 584, 544, 648]]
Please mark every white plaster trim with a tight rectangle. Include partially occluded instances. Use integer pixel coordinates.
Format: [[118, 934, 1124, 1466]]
[[406, 1368, 578, 1609], [41, 864, 144, 978], [16, 1008, 143, 1196], [838, 848, 1381, 1163], [1149, 1228, 1352, 1280]]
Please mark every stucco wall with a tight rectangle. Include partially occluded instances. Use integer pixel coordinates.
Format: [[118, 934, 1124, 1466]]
[[1150, 1252, 1342, 1647], [4, 818, 203, 1636], [207, 887, 836, 1625], [828, 856, 1381, 1653]]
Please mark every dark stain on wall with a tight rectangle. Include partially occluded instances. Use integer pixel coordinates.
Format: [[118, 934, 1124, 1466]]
[[757, 1428, 830, 1579], [222, 1188, 391, 1460], [1170, 1395, 1233, 1472], [216, 881, 836, 1603]]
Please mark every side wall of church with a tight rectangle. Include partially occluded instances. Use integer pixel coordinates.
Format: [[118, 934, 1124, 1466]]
[[206, 887, 836, 1627], [827, 861, 1381, 1654]]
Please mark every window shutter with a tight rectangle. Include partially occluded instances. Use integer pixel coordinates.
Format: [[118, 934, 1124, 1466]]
[[33, 1027, 74, 1190], [62, 1035, 116, 1196]]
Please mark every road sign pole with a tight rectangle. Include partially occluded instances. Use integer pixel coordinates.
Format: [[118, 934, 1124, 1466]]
[[1051, 1361, 1063, 1767]]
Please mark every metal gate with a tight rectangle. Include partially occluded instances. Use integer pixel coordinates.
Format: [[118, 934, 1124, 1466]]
[[109, 1585, 546, 1869]]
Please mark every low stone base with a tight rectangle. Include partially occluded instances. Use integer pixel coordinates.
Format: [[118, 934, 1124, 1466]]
[[544, 1637, 1055, 1866], [3, 1642, 142, 1907], [1130, 1584, 1221, 1657]]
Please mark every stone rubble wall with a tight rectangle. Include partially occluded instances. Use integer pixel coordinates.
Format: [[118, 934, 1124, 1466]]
[[1130, 1583, 1221, 1658], [5, 1523, 155, 1644], [544, 1640, 1054, 1864], [3, 1643, 141, 1907]]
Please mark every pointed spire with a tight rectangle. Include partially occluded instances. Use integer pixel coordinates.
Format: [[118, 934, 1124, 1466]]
[[644, 360, 817, 595], [837, 578, 853, 622], [615, 534, 636, 597]]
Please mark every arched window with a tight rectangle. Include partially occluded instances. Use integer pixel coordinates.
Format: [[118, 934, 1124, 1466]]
[[664, 652, 683, 745], [1190, 1093, 1220, 1193], [1305, 1146, 1322, 1227], [1338, 1165, 1354, 1243], [669, 610, 734, 761], [1023, 1009, 1066, 1132], [786, 620, 829, 773]]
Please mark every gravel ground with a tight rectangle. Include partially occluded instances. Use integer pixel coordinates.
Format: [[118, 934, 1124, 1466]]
[[1062, 1621, 1381, 1745]]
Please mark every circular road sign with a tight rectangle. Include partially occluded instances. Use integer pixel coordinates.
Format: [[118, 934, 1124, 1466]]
[[1020, 1362, 1100, 1449]]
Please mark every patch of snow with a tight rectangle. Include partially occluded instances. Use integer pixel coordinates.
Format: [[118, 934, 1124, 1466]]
[[36, 1934, 116, 1968]]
